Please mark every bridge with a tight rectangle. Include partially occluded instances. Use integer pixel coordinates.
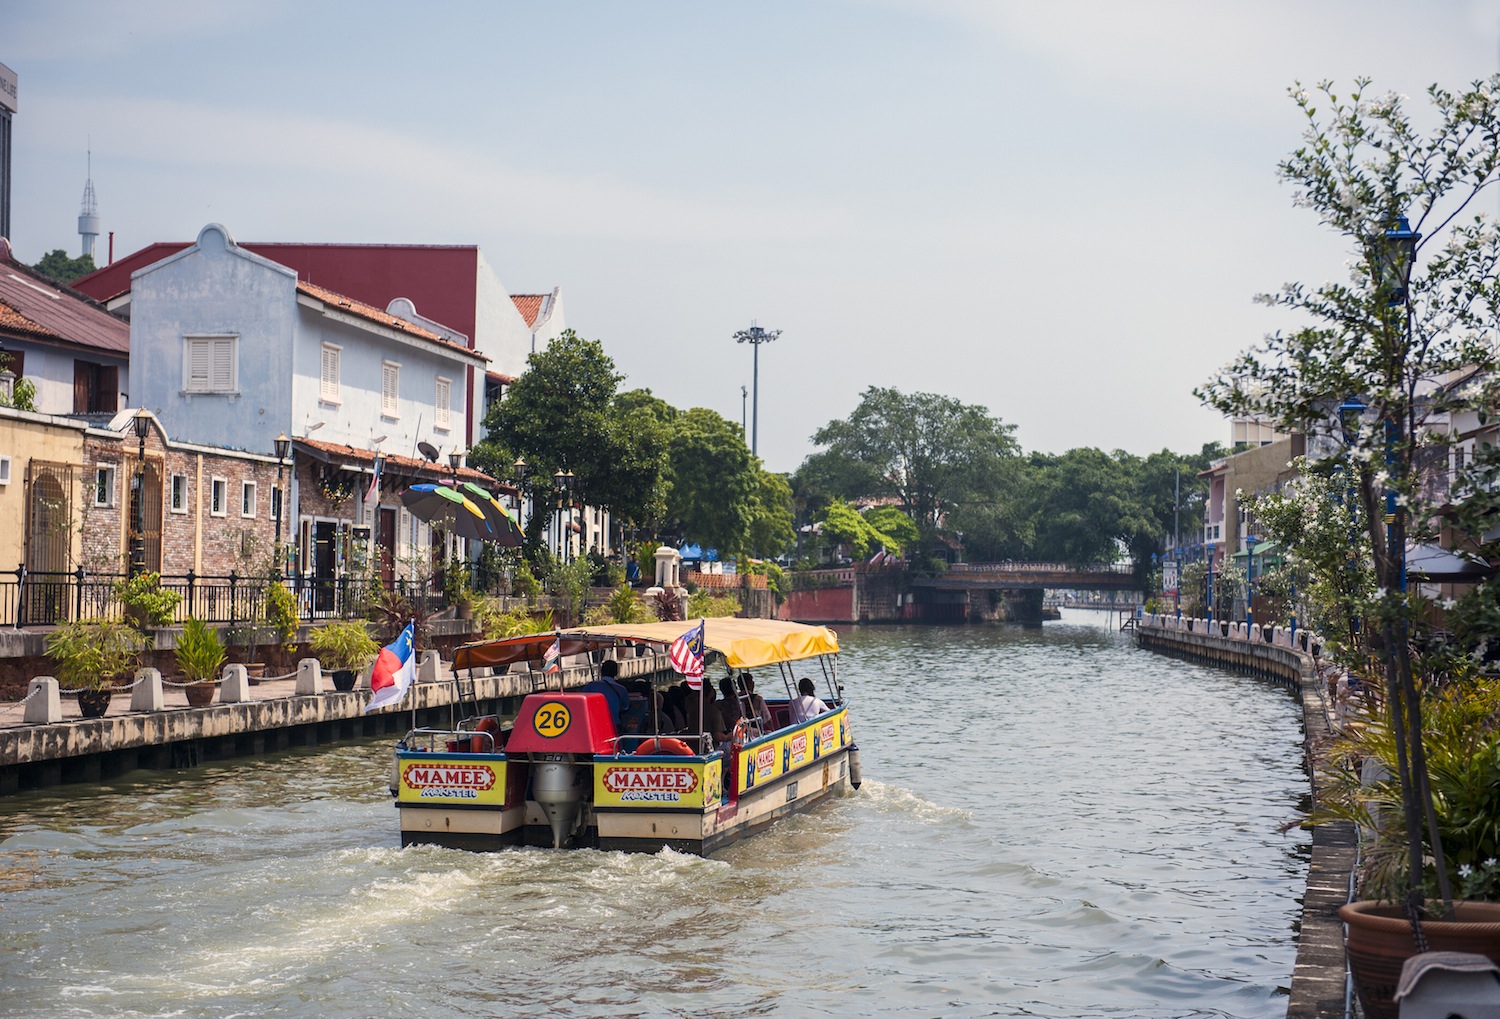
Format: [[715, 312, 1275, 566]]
[[910, 561, 1139, 591]]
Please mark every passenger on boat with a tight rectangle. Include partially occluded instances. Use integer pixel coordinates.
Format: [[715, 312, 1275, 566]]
[[580, 659, 630, 726], [718, 676, 744, 730], [662, 683, 689, 731], [789, 677, 829, 723], [687, 683, 728, 746], [739, 673, 774, 730], [620, 680, 653, 734]]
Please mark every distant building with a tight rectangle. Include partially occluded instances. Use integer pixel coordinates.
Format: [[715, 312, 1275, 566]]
[[78, 152, 100, 260], [0, 237, 129, 417]]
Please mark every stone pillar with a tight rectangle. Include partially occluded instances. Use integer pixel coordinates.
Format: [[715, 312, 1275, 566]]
[[418, 649, 441, 684], [295, 658, 325, 695], [130, 668, 165, 711], [220, 664, 252, 703], [24, 677, 61, 724], [654, 545, 681, 588]]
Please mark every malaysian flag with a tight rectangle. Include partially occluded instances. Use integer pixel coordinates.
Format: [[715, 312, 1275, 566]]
[[669, 619, 706, 689], [543, 638, 561, 674]]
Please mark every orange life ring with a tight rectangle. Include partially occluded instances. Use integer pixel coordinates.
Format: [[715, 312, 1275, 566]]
[[634, 737, 695, 756]]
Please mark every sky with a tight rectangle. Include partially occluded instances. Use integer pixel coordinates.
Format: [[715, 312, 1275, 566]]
[[8, 0, 1500, 473]]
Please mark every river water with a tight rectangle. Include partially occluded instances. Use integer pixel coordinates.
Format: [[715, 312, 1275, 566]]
[[0, 610, 1309, 1018]]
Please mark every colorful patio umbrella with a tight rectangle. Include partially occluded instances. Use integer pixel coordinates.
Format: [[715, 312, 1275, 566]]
[[457, 481, 524, 547], [399, 483, 493, 542]]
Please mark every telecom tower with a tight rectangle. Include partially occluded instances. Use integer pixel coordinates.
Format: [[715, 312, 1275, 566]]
[[78, 150, 100, 259]]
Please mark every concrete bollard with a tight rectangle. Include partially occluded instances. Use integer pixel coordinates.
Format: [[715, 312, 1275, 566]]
[[24, 677, 61, 724], [418, 650, 441, 684], [220, 664, 252, 703], [130, 668, 165, 712], [357, 663, 373, 690], [295, 658, 326, 695]]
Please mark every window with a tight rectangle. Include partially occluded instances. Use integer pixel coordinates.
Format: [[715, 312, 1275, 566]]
[[74, 360, 119, 414], [271, 484, 282, 523], [94, 465, 116, 507], [241, 481, 257, 518], [183, 335, 237, 394], [382, 361, 400, 417], [170, 473, 187, 513], [0, 455, 10, 485], [435, 376, 451, 429], [320, 343, 341, 403], [211, 477, 227, 516]]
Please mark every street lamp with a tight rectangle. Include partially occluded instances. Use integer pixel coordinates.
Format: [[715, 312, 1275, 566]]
[[273, 433, 290, 573], [733, 322, 780, 457], [130, 409, 151, 576], [1375, 214, 1419, 305]]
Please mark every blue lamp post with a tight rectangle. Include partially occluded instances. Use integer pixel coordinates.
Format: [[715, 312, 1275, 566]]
[[1245, 535, 1258, 628]]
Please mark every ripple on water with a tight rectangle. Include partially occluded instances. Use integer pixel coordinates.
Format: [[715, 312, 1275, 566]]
[[0, 614, 1306, 1018]]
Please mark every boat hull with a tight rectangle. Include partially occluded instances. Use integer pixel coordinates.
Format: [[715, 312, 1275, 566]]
[[395, 708, 855, 856]]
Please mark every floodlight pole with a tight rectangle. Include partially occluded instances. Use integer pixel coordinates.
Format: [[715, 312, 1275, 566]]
[[734, 323, 780, 457]]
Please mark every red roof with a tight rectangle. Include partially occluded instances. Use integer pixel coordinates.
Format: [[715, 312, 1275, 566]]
[[0, 242, 130, 355], [295, 437, 514, 494], [74, 240, 484, 347], [297, 281, 483, 361], [511, 294, 546, 328]]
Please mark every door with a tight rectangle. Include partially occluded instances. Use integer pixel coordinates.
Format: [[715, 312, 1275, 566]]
[[377, 507, 397, 589], [23, 462, 72, 624], [313, 520, 337, 612], [128, 459, 163, 574]]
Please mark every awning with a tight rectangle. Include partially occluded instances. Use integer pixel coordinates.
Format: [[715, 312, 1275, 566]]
[[1406, 543, 1494, 581], [452, 618, 840, 672]]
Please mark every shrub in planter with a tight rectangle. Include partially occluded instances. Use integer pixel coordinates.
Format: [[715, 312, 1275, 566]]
[[45, 619, 149, 718], [309, 620, 379, 691], [175, 617, 225, 707], [114, 572, 181, 629]]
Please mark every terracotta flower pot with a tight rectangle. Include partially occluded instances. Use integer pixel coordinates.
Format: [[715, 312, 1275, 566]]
[[183, 680, 215, 707], [1340, 899, 1500, 1019]]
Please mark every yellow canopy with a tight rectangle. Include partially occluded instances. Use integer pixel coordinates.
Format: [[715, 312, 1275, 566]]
[[566, 618, 839, 669]]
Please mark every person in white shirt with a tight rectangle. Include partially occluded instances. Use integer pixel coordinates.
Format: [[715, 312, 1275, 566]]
[[789, 677, 828, 723]]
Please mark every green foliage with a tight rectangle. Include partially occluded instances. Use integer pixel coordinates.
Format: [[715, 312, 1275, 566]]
[[31, 249, 96, 284], [546, 555, 593, 622], [606, 584, 654, 624], [805, 386, 1020, 549], [369, 587, 433, 650], [308, 620, 380, 672], [113, 572, 182, 628], [747, 560, 787, 602], [1316, 675, 1500, 902], [264, 581, 299, 652], [46, 619, 149, 691], [687, 590, 740, 618], [863, 506, 919, 552], [511, 561, 541, 604], [666, 407, 759, 555], [0, 351, 35, 411], [746, 469, 796, 559], [814, 500, 898, 560], [477, 601, 554, 639], [175, 617, 227, 682]]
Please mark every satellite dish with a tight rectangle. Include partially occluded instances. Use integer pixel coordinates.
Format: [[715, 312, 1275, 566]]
[[418, 441, 439, 462]]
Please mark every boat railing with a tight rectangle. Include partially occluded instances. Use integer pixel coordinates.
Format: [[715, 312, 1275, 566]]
[[400, 726, 500, 754]]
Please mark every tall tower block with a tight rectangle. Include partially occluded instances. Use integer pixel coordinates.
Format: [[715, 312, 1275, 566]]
[[78, 151, 100, 260], [0, 62, 15, 240]]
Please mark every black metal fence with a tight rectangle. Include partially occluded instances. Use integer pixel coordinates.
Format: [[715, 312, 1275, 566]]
[[0, 566, 446, 629]]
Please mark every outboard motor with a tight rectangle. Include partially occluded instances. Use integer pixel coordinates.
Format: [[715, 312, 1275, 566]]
[[532, 753, 589, 847]]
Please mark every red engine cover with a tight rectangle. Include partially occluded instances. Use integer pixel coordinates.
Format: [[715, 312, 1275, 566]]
[[506, 693, 618, 755]]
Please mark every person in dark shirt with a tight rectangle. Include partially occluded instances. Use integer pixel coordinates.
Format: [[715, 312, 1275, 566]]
[[580, 659, 629, 727]]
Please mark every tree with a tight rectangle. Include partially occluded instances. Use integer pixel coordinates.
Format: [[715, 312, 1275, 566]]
[[31, 250, 95, 285], [804, 387, 1020, 549], [746, 469, 796, 560], [1198, 76, 1500, 910], [665, 407, 759, 555]]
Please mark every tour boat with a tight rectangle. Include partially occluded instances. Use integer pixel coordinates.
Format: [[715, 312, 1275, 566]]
[[391, 618, 861, 855]]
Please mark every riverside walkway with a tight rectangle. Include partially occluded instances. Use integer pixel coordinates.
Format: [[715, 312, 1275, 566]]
[[1135, 613, 1356, 1019], [0, 651, 667, 794]]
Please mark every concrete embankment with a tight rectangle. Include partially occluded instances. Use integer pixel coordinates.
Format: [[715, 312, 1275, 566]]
[[1135, 615, 1356, 1019], [0, 651, 669, 795]]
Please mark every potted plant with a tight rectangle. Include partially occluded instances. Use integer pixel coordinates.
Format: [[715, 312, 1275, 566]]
[[308, 619, 379, 691], [264, 579, 300, 669], [45, 619, 149, 718], [174, 616, 226, 707], [1313, 672, 1500, 1018], [114, 571, 182, 630]]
